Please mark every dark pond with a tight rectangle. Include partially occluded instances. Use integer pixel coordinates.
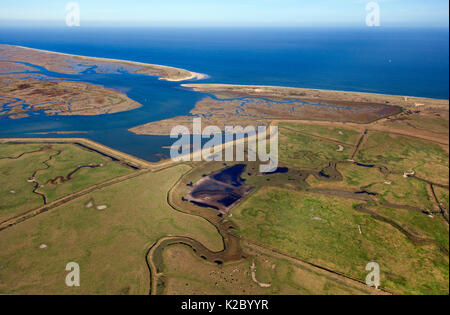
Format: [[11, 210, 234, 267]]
[[211, 164, 246, 187]]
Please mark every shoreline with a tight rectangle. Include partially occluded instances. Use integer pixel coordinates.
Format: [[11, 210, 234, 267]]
[[182, 83, 450, 102], [2, 45, 448, 164], [2, 45, 446, 99], [5, 45, 208, 82]]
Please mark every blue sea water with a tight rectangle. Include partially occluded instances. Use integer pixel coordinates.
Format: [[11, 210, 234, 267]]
[[0, 27, 448, 161]]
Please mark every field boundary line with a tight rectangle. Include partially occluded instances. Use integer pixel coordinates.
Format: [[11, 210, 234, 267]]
[[279, 125, 357, 147], [0, 168, 152, 232], [243, 239, 396, 295]]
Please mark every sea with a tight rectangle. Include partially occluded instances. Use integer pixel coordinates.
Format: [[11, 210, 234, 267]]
[[0, 27, 448, 161]]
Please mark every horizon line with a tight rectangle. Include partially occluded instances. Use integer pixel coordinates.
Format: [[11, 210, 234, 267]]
[[0, 22, 449, 30]]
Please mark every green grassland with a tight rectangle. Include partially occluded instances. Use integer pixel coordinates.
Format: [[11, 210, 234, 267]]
[[357, 132, 449, 185], [0, 164, 222, 295], [435, 186, 449, 214], [34, 144, 132, 203], [0, 145, 54, 221], [306, 162, 387, 190], [365, 204, 449, 251], [231, 187, 449, 294], [368, 174, 436, 210], [1, 120, 448, 295], [162, 244, 268, 295], [167, 123, 449, 295], [161, 243, 379, 295], [242, 162, 309, 191], [279, 128, 353, 170], [0, 143, 44, 158], [280, 122, 362, 145], [306, 162, 438, 212], [0, 143, 133, 221]]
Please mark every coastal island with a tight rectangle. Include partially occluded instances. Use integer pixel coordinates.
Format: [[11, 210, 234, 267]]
[[0, 44, 205, 119], [0, 76, 142, 118]]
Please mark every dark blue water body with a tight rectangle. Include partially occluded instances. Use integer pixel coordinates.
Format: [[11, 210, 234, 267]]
[[211, 164, 247, 187], [0, 27, 448, 161], [1, 27, 448, 98], [354, 162, 376, 168], [356, 190, 377, 196]]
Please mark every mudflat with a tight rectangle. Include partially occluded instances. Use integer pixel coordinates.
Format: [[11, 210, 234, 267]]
[[130, 83, 448, 136]]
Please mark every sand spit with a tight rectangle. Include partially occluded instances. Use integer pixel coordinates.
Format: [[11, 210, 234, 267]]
[[4, 45, 207, 82]]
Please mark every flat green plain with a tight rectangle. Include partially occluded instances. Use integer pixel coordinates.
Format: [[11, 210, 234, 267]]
[[1, 120, 448, 295], [0, 164, 222, 294], [279, 127, 353, 170], [0, 143, 133, 222], [357, 132, 449, 185], [231, 187, 449, 294]]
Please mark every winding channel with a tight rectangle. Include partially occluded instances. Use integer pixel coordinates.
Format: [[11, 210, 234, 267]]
[[145, 148, 448, 294], [146, 164, 245, 295]]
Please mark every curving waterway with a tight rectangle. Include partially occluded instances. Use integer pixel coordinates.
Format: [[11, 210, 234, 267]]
[[0, 59, 215, 161], [0, 58, 392, 163], [1, 27, 448, 162]]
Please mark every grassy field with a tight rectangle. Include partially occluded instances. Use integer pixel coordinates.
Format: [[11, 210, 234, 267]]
[[368, 174, 436, 210], [0, 164, 222, 294], [306, 162, 387, 190], [279, 128, 353, 170], [357, 132, 449, 185], [0, 144, 54, 221], [163, 122, 449, 295], [0, 143, 133, 222], [306, 162, 438, 212], [231, 187, 449, 294], [434, 186, 449, 214], [1, 118, 448, 295], [0, 143, 44, 158], [162, 244, 267, 295], [365, 204, 449, 251], [35, 144, 132, 203], [161, 243, 381, 295], [280, 122, 362, 145]]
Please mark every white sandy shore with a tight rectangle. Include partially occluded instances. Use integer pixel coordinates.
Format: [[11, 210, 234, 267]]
[[182, 83, 449, 102], [163, 71, 209, 82], [9, 45, 207, 82]]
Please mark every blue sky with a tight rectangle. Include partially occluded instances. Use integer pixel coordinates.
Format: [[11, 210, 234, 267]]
[[0, 0, 449, 27]]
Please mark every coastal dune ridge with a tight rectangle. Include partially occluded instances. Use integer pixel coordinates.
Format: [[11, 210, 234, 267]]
[[182, 83, 450, 105], [0, 44, 207, 82]]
